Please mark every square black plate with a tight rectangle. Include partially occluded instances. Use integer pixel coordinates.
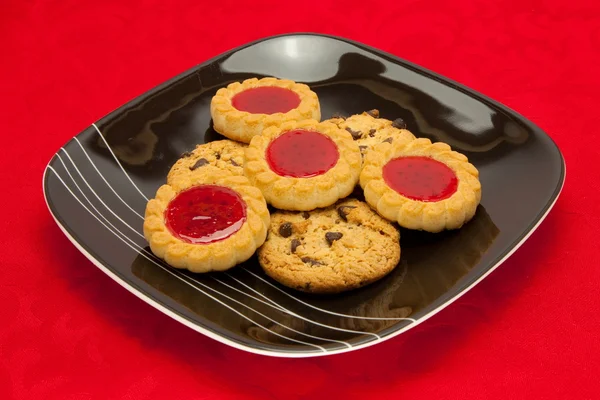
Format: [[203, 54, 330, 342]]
[[43, 33, 565, 357]]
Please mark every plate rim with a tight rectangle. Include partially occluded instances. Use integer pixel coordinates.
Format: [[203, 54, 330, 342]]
[[42, 32, 567, 357]]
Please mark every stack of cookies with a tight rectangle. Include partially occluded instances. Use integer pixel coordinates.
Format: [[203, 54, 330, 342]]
[[143, 77, 482, 294]]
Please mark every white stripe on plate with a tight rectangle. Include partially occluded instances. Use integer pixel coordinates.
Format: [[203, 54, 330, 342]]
[[91, 123, 150, 201]]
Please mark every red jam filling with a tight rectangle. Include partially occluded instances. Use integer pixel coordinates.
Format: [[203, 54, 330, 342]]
[[382, 156, 458, 202], [164, 185, 247, 244], [266, 130, 340, 178], [231, 86, 301, 114]]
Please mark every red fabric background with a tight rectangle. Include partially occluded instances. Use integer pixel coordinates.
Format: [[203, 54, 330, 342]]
[[1, 0, 599, 398]]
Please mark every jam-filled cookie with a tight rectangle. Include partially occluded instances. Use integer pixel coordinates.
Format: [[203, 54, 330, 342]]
[[327, 109, 416, 157], [167, 140, 247, 184], [244, 119, 362, 211], [360, 138, 481, 232], [258, 199, 401, 294], [143, 167, 270, 273], [210, 77, 321, 143]]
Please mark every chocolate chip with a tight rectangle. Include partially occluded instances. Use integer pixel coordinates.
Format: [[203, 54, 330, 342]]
[[366, 109, 380, 118], [302, 211, 310, 219], [190, 158, 209, 170], [336, 205, 357, 221], [325, 232, 343, 245], [301, 257, 322, 266], [279, 222, 293, 238], [230, 159, 240, 167], [291, 239, 301, 253], [392, 118, 407, 129], [181, 151, 193, 158], [382, 137, 393, 144], [215, 152, 221, 160], [331, 112, 347, 119], [368, 129, 376, 137], [345, 127, 362, 140]]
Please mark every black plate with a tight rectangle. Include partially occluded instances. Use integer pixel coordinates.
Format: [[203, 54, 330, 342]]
[[43, 33, 565, 357]]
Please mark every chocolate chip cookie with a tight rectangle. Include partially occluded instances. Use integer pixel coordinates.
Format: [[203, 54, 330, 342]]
[[257, 199, 401, 294], [326, 109, 416, 157], [167, 140, 247, 185]]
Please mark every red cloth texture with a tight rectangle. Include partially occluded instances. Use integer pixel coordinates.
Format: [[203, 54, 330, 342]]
[[1, 0, 599, 398]]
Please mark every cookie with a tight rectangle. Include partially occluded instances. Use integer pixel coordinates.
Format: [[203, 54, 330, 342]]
[[326, 109, 415, 157], [360, 138, 481, 232], [167, 140, 247, 185], [210, 77, 321, 143], [257, 199, 401, 294], [143, 167, 270, 273], [244, 119, 362, 211]]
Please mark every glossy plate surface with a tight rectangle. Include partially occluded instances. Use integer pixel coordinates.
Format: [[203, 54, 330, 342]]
[[43, 33, 565, 357]]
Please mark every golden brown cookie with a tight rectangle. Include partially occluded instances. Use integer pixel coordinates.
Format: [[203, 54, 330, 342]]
[[167, 140, 247, 184], [360, 138, 481, 232], [257, 199, 401, 294], [143, 167, 270, 273], [326, 109, 415, 157], [244, 119, 362, 211], [210, 77, 321, 143]]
